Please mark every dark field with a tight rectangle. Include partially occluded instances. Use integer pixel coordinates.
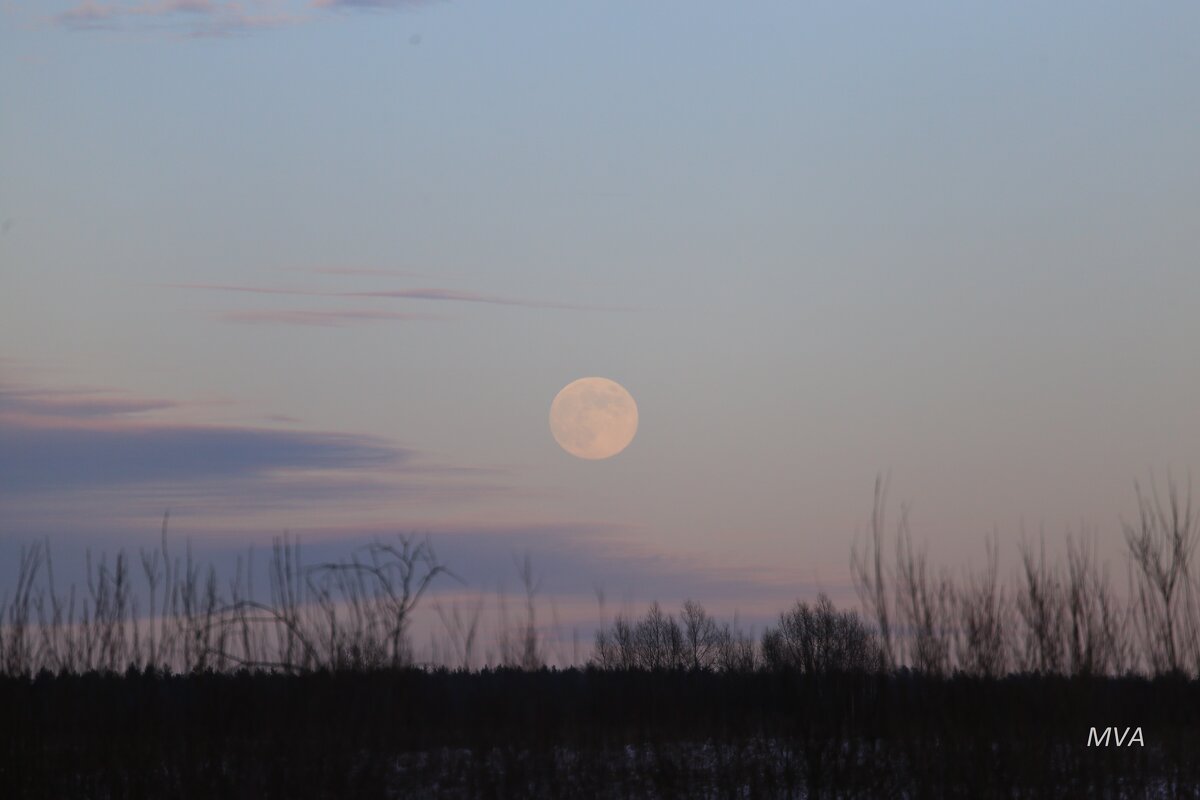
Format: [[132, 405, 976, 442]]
[[4, 668, 1199, 799]]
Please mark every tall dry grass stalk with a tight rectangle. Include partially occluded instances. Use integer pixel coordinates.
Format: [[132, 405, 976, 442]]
[[0, 516, 449, 675], [850, 473, 1200, 678]]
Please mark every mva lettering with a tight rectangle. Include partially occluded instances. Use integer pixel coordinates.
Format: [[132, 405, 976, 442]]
[[1088, 727, 1144, 747]]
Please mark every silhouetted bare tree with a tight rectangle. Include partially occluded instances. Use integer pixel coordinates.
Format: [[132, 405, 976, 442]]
[[1016, 531, 1066, 673], [680, 599, 722, 670], [850, 475, 895, 668], [893, 516, 954, 675], [593, 614, 635, 670], [1123, 475, 1199, 674], [954, 532, 1010, 678], [715, 618, 758, 671], [634, 602, 684, 669], [433, 595, 484, 671], [593, 600, 755, 671], [1064, 528, 1130, 675], [761, 594, 881, 673]]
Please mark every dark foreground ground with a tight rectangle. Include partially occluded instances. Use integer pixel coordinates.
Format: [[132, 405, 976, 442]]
[[3, 668, 1198, 799]]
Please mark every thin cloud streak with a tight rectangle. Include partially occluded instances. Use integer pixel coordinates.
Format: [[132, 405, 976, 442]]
[[221, 309, 441, 326], [346, 288, 630, 312], [53, 0, 431, 36], [55, 0, 308, 36], [164, 282, 628, 312], [0, 387, 178, 418], [0, 381, 404, 491], [0, 422, 405, 491], [310, 267, 434, 278], [311, 0, 430, 8], [56, 1, 117, 28], [163, 282, 328, 297]]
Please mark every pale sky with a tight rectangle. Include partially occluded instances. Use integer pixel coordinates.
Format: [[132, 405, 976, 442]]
[[3, 1, 1200, 634]]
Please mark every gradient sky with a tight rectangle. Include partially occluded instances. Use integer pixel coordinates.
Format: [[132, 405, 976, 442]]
[[3, 2, 1200, 639]]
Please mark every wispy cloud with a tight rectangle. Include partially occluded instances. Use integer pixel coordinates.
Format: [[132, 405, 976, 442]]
[[52, 0, 431, 36], [345, 288, 629, 312], [163, 281, 629, 315], [221, 308, 441, 326], [311, 0, 430, 8], [55, 0, 309, 36], [0, 381, 498, 503], [0, 417, 404, 491], [57, 0, 117, 28], [310, 267, 434, 278], [0, 386, 179, 419], [163, 282, 327, 297]]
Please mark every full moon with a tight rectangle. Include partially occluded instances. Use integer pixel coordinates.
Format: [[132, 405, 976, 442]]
[[549, 377, 638, 460]]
